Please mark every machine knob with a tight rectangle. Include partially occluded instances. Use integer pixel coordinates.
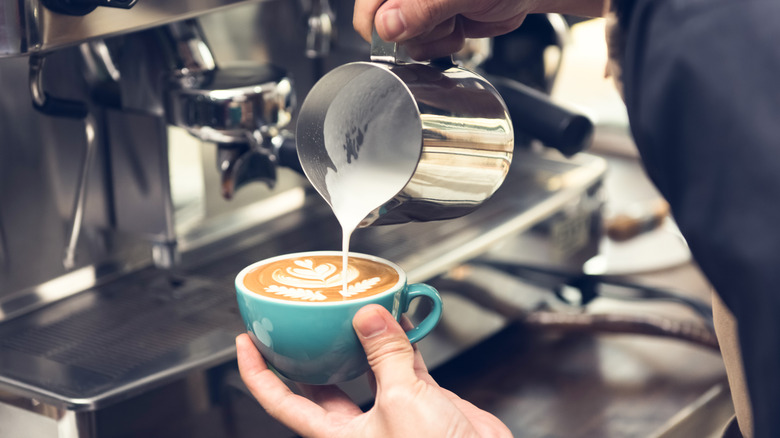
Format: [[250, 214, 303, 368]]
[[41, 0, 137, 16]]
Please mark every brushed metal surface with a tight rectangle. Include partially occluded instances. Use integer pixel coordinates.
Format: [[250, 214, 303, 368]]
[[0, 0, 318, 320], [0, 0, 276, 57], [0, 151, 606, 411]]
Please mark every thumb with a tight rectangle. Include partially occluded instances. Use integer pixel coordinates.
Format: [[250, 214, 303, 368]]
[[353, 304, 418, 388], [375, 0, 469, 41]]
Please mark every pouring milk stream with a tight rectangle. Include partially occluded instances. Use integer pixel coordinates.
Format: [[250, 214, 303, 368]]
[[320, 69, 421, 293]]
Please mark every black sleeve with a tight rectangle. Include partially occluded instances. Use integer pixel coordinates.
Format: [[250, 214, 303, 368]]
[[618, 0, 780, 437]]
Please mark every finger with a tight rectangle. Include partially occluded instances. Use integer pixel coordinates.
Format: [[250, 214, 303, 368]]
[[440, 386, 478, 407], [399, 316, 433, 378], [399, 315, 415, 332], [406, 16, 457, 45], [353, 0, 385, 42], [461, 14, 528, 39], [353, 304, 418, 389], [438, 388, 513, 436], [366, 369, 378, 396], [297, 383, 364, 416], [404, 19, 465, 61], [372, 317, 439, 391], [235, 334, 328, 437], [374, 0, 472, 42], [412, 345, 438, 381]]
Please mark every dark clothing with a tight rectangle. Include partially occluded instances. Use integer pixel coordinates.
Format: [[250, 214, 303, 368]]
[[616, 0, 780, 436], [723, 417, 745, 438]]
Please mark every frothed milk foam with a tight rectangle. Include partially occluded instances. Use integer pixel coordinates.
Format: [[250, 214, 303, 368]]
[[320, 69, 422, 291], [243, 255, 399, 302]]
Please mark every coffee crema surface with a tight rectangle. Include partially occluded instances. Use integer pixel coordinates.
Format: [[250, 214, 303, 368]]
[[243, 255, 400, 302]]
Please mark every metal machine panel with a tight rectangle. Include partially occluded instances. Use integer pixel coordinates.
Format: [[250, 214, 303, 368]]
[[0, 0, 273, 57]]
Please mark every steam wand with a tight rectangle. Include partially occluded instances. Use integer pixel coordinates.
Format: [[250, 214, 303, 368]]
[[63, 114, 98, 270], [29, 53, 96, 270]]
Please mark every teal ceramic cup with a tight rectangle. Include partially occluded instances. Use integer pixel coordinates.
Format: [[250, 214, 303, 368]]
[[235, 251, 442, 385]]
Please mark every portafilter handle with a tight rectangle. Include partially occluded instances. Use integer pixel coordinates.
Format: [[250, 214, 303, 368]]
[[487, 75, 594, 157]]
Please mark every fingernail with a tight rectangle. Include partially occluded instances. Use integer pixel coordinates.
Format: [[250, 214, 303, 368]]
[[380, 8, 406, 40], [355, 308, 387, 338]]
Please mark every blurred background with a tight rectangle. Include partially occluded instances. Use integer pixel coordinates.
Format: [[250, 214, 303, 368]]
[[0, 3, 730, 437]]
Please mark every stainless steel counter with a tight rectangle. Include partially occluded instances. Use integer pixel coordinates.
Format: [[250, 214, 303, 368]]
[[0, 150, 607, 413]]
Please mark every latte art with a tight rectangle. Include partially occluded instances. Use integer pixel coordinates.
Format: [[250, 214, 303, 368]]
[[272, 259, 359, 289], [243, 255, 400, 302]]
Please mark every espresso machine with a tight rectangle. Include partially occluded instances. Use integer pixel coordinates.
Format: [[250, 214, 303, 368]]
[[0, 1, 607, 437]]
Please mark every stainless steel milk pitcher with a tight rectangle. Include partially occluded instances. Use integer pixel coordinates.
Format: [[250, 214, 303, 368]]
[[296, 30, 514, 227]]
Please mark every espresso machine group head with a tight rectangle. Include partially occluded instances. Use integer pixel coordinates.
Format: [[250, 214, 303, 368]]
[[0, 0, 312, 318], [163, 20, 298, 199]]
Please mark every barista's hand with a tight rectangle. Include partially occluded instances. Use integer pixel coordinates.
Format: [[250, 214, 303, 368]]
[[353, 0, 606, 60], [236, 304, 511, 438]]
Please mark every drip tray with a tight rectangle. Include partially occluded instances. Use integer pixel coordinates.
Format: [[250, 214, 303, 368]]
[[0, 151, 607, 411], [0, 271, 243, 409]]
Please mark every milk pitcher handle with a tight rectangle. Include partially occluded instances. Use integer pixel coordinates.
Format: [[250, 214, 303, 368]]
[[370, 26, 455, 67]]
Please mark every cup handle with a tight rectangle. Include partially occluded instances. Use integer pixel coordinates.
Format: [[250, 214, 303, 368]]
[[402, 283, 442, 343]]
